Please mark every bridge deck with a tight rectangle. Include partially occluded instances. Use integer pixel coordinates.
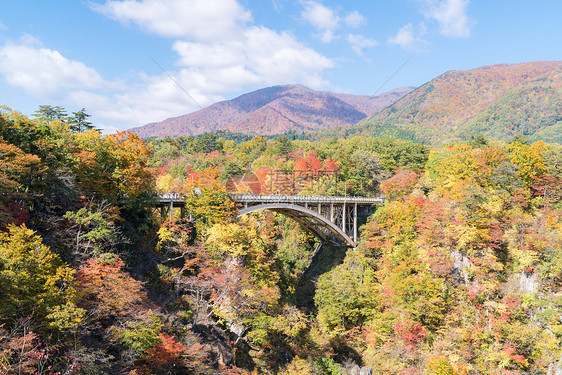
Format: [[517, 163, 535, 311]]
[[157, 194, 385, 205], [229, 194, 384, 205]]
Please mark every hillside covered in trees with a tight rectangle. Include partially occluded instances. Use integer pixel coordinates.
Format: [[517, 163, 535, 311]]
[[132, 61, 562, 148], [334, 61, 562, 145], [1, 105, 562, 374], [129, 85, 414, 138]]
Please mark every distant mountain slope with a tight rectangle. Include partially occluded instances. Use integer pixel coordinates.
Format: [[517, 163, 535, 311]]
[[343, 61, 562, 144], [129, 84, 414, 138]]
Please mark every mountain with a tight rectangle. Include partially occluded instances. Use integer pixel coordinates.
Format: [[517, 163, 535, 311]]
[[128, 85, 414, 138], [340, 61, 562, 144]]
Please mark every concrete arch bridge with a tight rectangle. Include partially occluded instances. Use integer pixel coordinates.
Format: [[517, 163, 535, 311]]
[[158, 193, 385, 248]]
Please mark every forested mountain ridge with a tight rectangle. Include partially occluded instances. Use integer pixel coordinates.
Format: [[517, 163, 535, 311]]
[[339, 61, 562, 144], [133, 61, 562, 145], [129, 85, 414, 138]]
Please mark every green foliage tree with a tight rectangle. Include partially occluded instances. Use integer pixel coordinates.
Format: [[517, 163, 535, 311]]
[[221, 160, 244, 182], [63, 200, 123, 264], [1, 106, 58, 166], [543, 144, 562, 179], [489, 161, 525, 192], [470, 133, 489, 148], [193, 132, 222, 153], [33, 105, 68, 122], [273, 135, 293, 156], [68, 108, 94, 132], [509, 134, 529, 144], [119, 313, 163, 358], [315, 251, 379, 335]]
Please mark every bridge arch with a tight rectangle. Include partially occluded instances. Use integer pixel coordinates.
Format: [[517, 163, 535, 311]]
[[238, 203, 355, 247]]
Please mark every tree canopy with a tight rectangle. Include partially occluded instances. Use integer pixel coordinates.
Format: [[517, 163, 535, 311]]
[[0, 104, 561, 374]]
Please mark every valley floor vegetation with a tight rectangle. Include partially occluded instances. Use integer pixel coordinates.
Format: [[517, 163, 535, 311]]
[[1, 105, 561, 374]]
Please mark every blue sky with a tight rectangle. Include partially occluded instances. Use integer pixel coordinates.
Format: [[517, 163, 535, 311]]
[[0, 0, 560, 132]]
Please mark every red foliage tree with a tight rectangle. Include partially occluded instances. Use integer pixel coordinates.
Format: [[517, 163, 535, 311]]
[[76, 256, 145, 318], [140, 334, 187, 373], [322, 158, 339, 176], [380, 168, 419, 200]]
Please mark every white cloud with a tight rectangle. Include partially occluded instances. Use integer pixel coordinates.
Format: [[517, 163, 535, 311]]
[[0, 38, 189, 132], [301, 1, 339, 31], [94, 0, 335, 92], [319, 30, 335, 43], [419, 0, 471, 38], [63, 73, 214, 133], [19, 34, 42, 46], [387, 23, 428, 51], [91, 0, 252, 41], [0, 42, 117, 99], [388, 24, 415, 49], [301, 1, 368, 47], [271, 0, 283, 12], [172, 24, 334, 92], [347, 34, 379, 56], [0, 1, 339, 131], [344, 11, 365, 28], [70, 72, 220, 132], [247, 27, 333, 87], [172, 41, 246, 68]]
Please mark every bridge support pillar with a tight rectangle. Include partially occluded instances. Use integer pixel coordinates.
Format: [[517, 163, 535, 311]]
[[229, 193, 384, 249], [169, 201, 174, 218], [353, 203, 357, 243], [342, 202, 346, 233]]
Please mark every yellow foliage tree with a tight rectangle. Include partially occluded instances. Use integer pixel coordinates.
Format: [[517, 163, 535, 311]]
[[0, 225, 84, 331], [507, 141, 546, 186]]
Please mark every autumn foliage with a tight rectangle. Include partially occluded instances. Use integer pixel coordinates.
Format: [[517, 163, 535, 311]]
[[76, 256, 145, 318], [2, 105, 562, 374]]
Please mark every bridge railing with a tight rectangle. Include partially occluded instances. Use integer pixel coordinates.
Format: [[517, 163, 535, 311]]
[[157, 193, 385, 204], [229, 193, 385, 204], [159, 193, 183, 200]]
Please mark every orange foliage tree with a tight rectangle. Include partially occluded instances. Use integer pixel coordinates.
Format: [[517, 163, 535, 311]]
[[380, 168, 419, 200], [76, 255, 145, 318], [73, 131, 154, 202]]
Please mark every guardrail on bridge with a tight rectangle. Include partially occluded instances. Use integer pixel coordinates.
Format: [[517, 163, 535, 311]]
[[229, 193, 385, 205]]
